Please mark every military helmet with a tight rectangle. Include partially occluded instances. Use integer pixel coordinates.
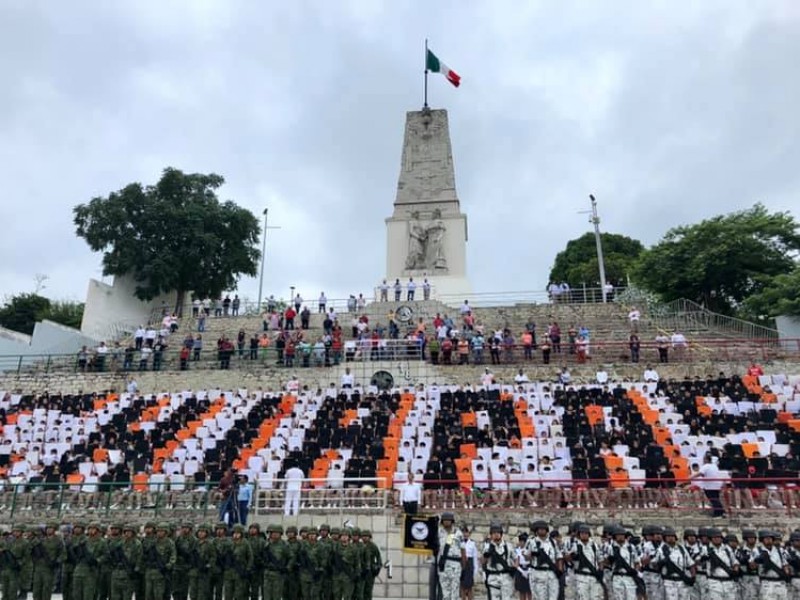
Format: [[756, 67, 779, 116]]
[[299, 526, 308, 535], [441, 512, 455, 523], [232, 524, 245, 534], [641, 525, 655, 536], [610, 525, 626, 537], [248, 523, 261, 531], [789, 531, 800, 543], [361, 529, 372, 537], [662, 527, 677, 538], [267, 524, 284, 534], [742, 529, 756, 539], [577, 524, 592, 535], [145, 521, 157, 530], [683, 528, 697, 538], [156, 523, 170, 531], [725, 534, 738, 544], [88, 522, 103, 531], [181, 523, 194, 530], [319, 523, 331, 532], [489, 522, 503, 534], [758, 530, 775, 540], [529, 520, 549, 532], [215, 522, 228, 530], [707, 528, 723, 538], [351, 527, 361, 536], [72, 522, 85, 531], [697, 527, 712, 538], [111, 523, 124, 531], [286, 525, 298, 534], [330, 527, 341, 535], [651, 526, 664, 536], [123, 524, 137, 533], [46, 521, 60, 530], [196, 524, 210, 533]]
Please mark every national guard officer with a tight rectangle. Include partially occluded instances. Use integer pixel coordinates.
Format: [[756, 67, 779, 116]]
[[785, 530, 800, 600], [193, 524, 217, 600], [569, 524, 604, 600], [110, 525, 142, 600], [360, 530, 382, 600], [212, 523, 230, 600], [173, 524, 197, 600], [74, 522, 108, 600], [298, 527, 327, 600], [705, 528, 739, 600], [262, 525, 288, 600], [752, 530, 789, 600], [246, 524, 264, 600], [653, 527, 695, 600], [737, 530, 760, 600], [641, 525, 665, 600], [482, 522, 517, 600], [31, 522, 64, 600], [63, 523, 85, 600], [525, 521, 562, 600], [284, 526, 301, 600], [435, 512, 464, 600], [606, 525, 641, 600], [143, 523, 176, 600], [224, 524, 253, 600]]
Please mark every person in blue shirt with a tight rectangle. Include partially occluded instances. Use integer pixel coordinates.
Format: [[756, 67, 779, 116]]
[[237, 475, 254, 525]]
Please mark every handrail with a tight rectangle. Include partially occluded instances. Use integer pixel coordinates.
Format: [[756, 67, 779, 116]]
[[651, 299, 779, 340]]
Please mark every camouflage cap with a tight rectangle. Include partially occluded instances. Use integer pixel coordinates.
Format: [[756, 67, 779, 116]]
[[196, 524, 210, 533], [232, 524, 245, 534], [299, 526, 309, 535], [156, 523, 170, 531], [319, 523, 331, 532], [72, 522, 86, 531], [330, 527, 341, 535], [145, 521, 157, 530], [215, 522, 228, 530], [248, 523, 261, 531], [267, 524, 284, 535], [123, 524, 137, 533]]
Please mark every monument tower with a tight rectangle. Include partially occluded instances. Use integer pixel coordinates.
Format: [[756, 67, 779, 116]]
[[385, 107, 470, 297]]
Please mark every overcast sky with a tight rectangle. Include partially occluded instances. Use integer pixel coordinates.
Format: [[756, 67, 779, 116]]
[[1, 0, 798, 306]]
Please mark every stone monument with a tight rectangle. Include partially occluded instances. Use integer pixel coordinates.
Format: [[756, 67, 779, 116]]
[[385, 107, 470, 297]]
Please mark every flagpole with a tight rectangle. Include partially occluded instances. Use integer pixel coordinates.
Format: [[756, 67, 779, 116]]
[[424, 38, 429, 108]]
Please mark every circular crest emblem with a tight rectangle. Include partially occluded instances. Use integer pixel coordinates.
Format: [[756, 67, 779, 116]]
[[411, 521, 429, 541], [371, 370, 395, 391], [396, 305, 414, 323]]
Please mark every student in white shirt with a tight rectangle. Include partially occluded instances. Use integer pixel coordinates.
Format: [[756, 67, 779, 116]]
[[399, 472, 422, 514], [283, 464, 305, 516], [341, 368, 354, 389]]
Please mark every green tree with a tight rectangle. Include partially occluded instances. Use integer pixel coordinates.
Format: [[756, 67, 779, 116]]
[[47, 300, 85, 330], [0, 293, 52, 335], [548, 232, 644, 287], [743, 265, 800, 318], [633, 204, 800, 314], [74, 167, 261, 313]]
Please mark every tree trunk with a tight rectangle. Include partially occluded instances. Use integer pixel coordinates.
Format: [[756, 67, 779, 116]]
[[175, 289, 186, 318]]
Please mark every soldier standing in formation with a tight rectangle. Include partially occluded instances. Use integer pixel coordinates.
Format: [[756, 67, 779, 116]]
[[567, 524, 604, 600], [481, 522, 517, 600], [435, 512, 466, 600], [524, 521, 562, 600]]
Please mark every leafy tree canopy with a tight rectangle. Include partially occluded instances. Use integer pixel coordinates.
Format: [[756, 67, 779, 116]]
[[549, 232, 645, 288], [74, 168, 261, 311], [743, 265, 800, 319], [0, 294, 84, 335], [633, 204, 800, 314]]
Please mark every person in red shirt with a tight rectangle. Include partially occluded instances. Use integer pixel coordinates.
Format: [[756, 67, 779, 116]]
[[284, 307, 296, 330], [747, 362, 764, 377], [433, 313, 444, 329]]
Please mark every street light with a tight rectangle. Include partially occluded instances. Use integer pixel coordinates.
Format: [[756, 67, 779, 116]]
[[588, 194, 608, 303], [257, 208, 269, 312]]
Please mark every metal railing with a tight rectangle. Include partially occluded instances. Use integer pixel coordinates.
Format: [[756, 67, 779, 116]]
[[650, 299, 779, 340], [1, 337, 796, 376]]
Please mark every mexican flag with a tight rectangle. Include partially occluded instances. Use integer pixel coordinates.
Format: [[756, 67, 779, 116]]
[[426, 49, 461, 87]]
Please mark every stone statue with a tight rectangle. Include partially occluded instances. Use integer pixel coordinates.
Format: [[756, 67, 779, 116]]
[[405, 220, 447, 271]]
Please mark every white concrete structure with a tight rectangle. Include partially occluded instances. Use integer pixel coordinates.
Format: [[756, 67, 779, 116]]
[[385, 108, 471, 297], [0, 320, 99, 372], [81, 274, 183, 341]]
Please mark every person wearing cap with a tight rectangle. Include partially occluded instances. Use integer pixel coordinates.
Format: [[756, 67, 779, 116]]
[[143, 524, 176, 600], [751, 530, 789, 599], [482, 522, 517, 600], [360, 530, 382, 600], [706, 528, 739, 600], [568, 525, 603, 600], [284, 526, 302, 600], [605, 525, 642, 600], [72, 523, 108, 600], [262, 524, 288, 600], [652, 527, 694, 600], [737, 530, 760, 600], [110, 525, 142, 600], [524, 521, 562, 600], [31, 522, 64, 600], [63, 523, 86, 600], [224, 525, 253, 600], [435, 512, 466, 600], [173, 524, 197, 600], [193, 524, 217, 600], [640, 525, 665, 600], [211, 523, 230, 600], [785, 531, 800, 600]]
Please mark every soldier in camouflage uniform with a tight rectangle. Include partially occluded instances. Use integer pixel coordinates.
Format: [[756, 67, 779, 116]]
[[435, 513, 465, 600], [99, 524, 122, 600], [360, 530, 382, 600], [351, 528, 365, 600], [246, 524, 264, 600], [31, 522, 65, 600], [223, 525, 253, 600], [2, 524, 30, 600], [173, 524, 197, 600], [138, 522, 157, 600], [110, 525, 142, 600], [192, 525, 217, 600], [298, 528, 327, 600], [212, 523, 229, 600], [332, 528, 361, 600], [262, 525, 288, 600], [62, 523, 85, 600], [142, 523, 176, 600], [283, 526, 301, 600], [73, 522, 108, 600], [318, 524, 334, 600], [737, 530, 760, 600]]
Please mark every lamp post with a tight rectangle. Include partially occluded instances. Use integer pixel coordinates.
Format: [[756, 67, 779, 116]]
[[256, 209, 269, 312], [589, 194, 608, 303], [290, 286, 295, 306]]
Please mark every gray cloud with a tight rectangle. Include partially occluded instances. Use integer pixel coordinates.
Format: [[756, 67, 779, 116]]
[[1, 0, 797, 305]]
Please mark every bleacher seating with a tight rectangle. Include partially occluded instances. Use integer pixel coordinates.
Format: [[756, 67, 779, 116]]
[[2, 371, 800, 515]]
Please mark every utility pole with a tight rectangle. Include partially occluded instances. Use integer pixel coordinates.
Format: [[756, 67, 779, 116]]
[[589, 194, 608, 303], [256, 208, 281, 311]]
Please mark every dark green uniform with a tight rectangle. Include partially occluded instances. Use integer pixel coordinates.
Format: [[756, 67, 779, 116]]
[[192, 526, 217, 600], [141, 526, 176, 600], [318, 528, 334, 600], [100, 527, 122, 600], [62, 525, 85, 600], [137, 524, 156, 600], [361, 533, 382, 600], [298, 533, 328, 600], [174, 528, 198, 600], [283, 531, 301, 600], [246, 526, 264, 600], [332, 534, 361, 600], [31, 525, 65, 600], [262, 527, 288, 600], [2, 526, 30, 600], [223, 527, 253, 600], [73, 526, 109, 600], [110, 528, 142, 600], [211, 526, 229, 600]]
